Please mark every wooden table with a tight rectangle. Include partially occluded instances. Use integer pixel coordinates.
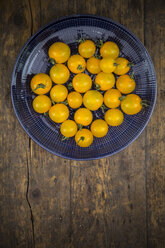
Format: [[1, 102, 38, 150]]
[[0, 0, 165, 247]]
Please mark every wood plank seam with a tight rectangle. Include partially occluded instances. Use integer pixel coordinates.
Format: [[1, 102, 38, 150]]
[[143, 0, 149, 247], [28, 0, 33, 36], [26, 146, 35, 248], [27, 0, 35, 246], [70, 164, 72, 245]]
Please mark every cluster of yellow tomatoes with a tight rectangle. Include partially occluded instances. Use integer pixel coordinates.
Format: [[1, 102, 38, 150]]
[[31, 39, 147, 147]]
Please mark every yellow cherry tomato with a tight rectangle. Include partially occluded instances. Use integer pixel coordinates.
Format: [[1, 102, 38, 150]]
[[90, 119, 108, 138], [48, 42, 70, 63], [31, 73, 52, 95], [83, 90, 103, 111], [100, 41, 119, 59], [116, 74, 136, 94], [49, 64, 70, 84], [105, 109, 124, 126], [75, 129, 93, 147], [60, 120, 78, 137], [121, 94, 142, 115], [100, 56, 117, 73], [114, 57, 131, 75], [72, 73, 92, 93], [74, 108, 93, 126], [78, 40, 96, 58], [104, 89, 121, 108], [86, 57, 101, 74], [32, 95, 52, 113], [49, 104, 69, 123], [67, 55, 86, 74], [67, 91, 82, 109], [95, 72, 115, 91], [50, 85, 68, 103]]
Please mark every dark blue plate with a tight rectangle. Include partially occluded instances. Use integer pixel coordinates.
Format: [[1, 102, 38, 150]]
[[11, 15, 157, 160]]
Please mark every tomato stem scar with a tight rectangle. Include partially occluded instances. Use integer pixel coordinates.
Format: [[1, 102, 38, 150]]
[[94, 54, 101, 59], [101, 104, 108, 114], [34, 83, 46, 91], [96, 39, 104, 48], [62, 100, 68, 105], [48, 58, 56, 65], [130, 71, 135, 79], [78, 38, 86, 44], [51, 99, 55, 105], [77, 136, 85, 144], [62, 136, 69, 141], [67, 82, 73, 90], [119, 96, 126, 101], [77, 64, 83, 70], [78, 124, 83, 130], [95, 84, 101, 90], [141, 100, 149, 107], [128, 62, 134, 68]]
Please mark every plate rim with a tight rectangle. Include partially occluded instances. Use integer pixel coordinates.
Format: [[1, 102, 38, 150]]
[[11, 14, 157, 160]]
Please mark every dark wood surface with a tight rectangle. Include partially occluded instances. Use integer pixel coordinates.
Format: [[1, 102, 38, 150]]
[[0, 0, 165, 247]]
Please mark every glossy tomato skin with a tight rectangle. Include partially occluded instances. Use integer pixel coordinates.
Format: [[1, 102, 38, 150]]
[[31, 73, 52, 95], [105, 109, 124, 126], [67, 55, 86, 74], [33, 95, 52, 113], [104, 89, 121, 108], [72, 73, 92, 93], [95, 72, 115, 91], [78, 40, 96, 58], [75, 129, 93, 147], [100, 41, 119, 59], [86, 57, 101, 74], [83, 90, 103, 111], [100, 57, 116, 73], [48, 42, 70, 63], [121, 94, 142, 115], [91, 119, 108, 138], [67, 91, 82, 109], [49, 104, 69, 123], [49, 64, 70, 84], [31, 39, 142, 149], [50, 85, 68, 102], [74, 108, 93, 126], [114, 57, 130, 75], [60, 120, 78, 137], [116, 74, 136, 94]]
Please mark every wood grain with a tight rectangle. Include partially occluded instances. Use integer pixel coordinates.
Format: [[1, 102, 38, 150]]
[[0, 0, 165, 247], [70, 1, 147, 247], [0, 0, 33, 247], [27, 1, 72, 248], [145, 0, 165, 247]]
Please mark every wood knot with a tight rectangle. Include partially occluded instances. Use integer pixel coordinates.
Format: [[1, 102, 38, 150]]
[[160, 89, 165, 99], [13, 13, 27, 27], [32, 188, 41, 199]]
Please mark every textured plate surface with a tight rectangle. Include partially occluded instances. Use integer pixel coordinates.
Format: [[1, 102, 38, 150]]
[[11, 15, 157, 160]]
